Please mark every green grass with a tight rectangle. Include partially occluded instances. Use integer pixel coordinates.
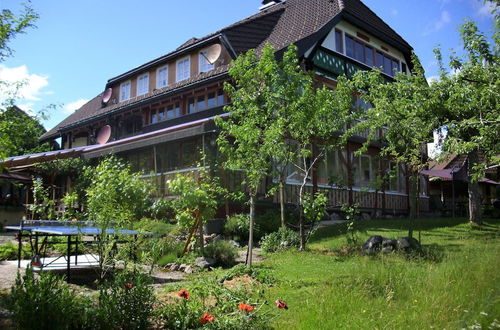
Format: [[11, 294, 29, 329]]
[[261, 217, 500, 329]]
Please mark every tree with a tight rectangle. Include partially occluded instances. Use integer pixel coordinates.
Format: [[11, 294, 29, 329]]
[[431, 5, 499, 224], [216, 44, 290, 265], [0, 3, 42, 161], [85, 156, 152, 280], [349, 56, 439, 236]]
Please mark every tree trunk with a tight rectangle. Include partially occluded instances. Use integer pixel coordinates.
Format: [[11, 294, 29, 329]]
[[279, 174, 286, 227], [408, 168, 418, 239], [467, 150, 482, 225], [246, 193, 255, 266], [298, 174, 307, 251], [198, 212, 204, 255]]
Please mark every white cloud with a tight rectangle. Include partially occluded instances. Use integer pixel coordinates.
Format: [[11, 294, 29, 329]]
[[422, 10, 452, 36], [63, 98, 88, 114], [0, 64, 50, 102], [475, 0, 496, 17]]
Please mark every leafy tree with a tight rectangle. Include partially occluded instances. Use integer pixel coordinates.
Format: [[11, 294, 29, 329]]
[[85, 156, 152, 280], [0, 2, 40, 160], [216, 44, 293, 265], [167, 169, 224, 256], [348, 57, 439, 236], [431, 5, 499, 224]]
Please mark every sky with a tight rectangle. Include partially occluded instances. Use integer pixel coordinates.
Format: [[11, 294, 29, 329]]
[[0, 0, 496, 132]]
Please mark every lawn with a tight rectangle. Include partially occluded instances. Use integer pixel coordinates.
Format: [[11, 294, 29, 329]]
[[261, 217, 500, 329]]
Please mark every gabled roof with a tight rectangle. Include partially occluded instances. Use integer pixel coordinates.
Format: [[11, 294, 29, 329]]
[[42, 0, 413, 141]]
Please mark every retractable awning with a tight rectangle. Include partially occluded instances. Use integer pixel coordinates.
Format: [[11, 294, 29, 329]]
[[420, 169, 499, 185]]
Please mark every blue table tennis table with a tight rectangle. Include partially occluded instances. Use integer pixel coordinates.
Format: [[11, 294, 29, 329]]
[[5, 220, 147, 281]]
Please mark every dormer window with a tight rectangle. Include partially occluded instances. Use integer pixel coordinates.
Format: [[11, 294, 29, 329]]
[[199, 50, 215, 73], [119, 81, 131, 102], [137, 73, 149, 96], [157, 66, 168, 88], [176, 57, 190, 82]]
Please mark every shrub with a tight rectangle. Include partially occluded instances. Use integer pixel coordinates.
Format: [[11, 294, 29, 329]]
[[150, 198, 176, 222], [255, 209, 281, 237], [203, 240, 239, 267], [94, 270, 156, 329], [260, 227, 300, 253], [0, 241, 30, 260], [224, 213, 255, 243], [6, 267, 90, 329]]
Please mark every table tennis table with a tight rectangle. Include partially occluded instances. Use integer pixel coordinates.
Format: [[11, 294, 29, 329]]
[[5, 220, 147, 281]]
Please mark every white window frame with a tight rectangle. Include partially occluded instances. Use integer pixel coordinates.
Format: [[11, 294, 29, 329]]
[[137, 73, 149, 96], [199, 49, 214, 73], [176, 57, 190, 82], [119, 80, 131, 102], [156, 65, 168, 88]]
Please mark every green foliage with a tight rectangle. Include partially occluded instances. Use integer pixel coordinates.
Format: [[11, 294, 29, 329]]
[[6, 267, 90, 329], [150, 198, 175, 221], [203, 240, 239, 267], [94, 271, 156, 330], [341, 203, 361, 246], [28, 178, 55, 219], [260, 227, 300, 253], [0, 241, 30, 260], [224, 213, 252, 243], [157, 277, 271, 329], [255, 209, 282, 237]]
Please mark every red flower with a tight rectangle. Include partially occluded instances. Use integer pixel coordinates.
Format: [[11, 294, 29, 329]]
[[275, 299, 288, 309], [124, 283, 135, 290], [200, 313, 215, 324], [178, 289, 190, 299], [238, 303, 254, 312]]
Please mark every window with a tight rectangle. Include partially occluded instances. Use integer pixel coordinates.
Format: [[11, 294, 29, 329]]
[[346, 35, 355, 58], [137, 73, 149, 96], [335, 30, 343, 53], [150, 110, 158, 124], [217, 89, 224, 105], [199, 50, 214, 73], [119, 81, 131, 102], [365, 46, 374, 67], [354, 40, 364, 62], [207, 92, 216, 108], [401, 62, 407, 74], [158, 108, 165, 121], [187, 97, 195, 114], [360, 156, 372, 187], [157, 66, 168, 88], [176, 57, 190, 82], [166, 102, 181, 119], [197, 95, 205, 111]]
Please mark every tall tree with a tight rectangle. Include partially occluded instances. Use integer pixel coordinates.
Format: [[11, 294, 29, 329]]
[[216, 44, 292, 266], [349, 57, 439, 236], [432, 4, 499, 224]]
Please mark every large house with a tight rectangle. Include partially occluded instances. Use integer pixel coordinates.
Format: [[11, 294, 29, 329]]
[[3, 0, 430, 216]]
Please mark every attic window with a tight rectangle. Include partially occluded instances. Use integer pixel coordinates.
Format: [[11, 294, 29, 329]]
[[119, 81, 131, 102], [176, 57, 190, 82]]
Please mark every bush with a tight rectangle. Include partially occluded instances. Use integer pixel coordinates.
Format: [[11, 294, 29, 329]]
[[6, 267, 90, 329], [260, 227, 300, 253], [203, 240, 239, 267], [94, 270, 156, 329], [224, 214, 254, 243], [255, 209, 281, 237], [0, 241, 30, 260]]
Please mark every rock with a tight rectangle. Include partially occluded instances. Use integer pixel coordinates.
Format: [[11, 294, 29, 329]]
[[179, 264, 187, 272], [397, 237, 421, 251], [361, 212, 371, 221], [169, 263, 179, 271], [230, 240, 241, 248], [184, 266, 193, 274], [381, 238, 398, 253], [195, 257, 216, 269], [362, 235, 384, 254]]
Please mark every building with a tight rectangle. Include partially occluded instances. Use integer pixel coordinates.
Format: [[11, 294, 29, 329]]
[[3, 0, 430, 216]]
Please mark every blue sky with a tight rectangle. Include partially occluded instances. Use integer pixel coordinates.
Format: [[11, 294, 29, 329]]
[[0, 0, 496, 131]]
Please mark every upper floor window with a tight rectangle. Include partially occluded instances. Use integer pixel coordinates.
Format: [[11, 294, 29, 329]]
[[335, 30, 343, 53], [199, 50, 214, 73], [137, 73, 149, 96], [119, 81, 131, 102], [176, 57, 190, 82], [157, 66, 168, 88]]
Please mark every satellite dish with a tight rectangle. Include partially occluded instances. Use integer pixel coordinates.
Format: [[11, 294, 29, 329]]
[[96, 125, 112, 145], [102, 88, 112, 104], [204, 44, 222, 64]]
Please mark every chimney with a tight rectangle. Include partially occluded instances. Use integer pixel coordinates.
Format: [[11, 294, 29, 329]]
[[259, 0, 282, 10]]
